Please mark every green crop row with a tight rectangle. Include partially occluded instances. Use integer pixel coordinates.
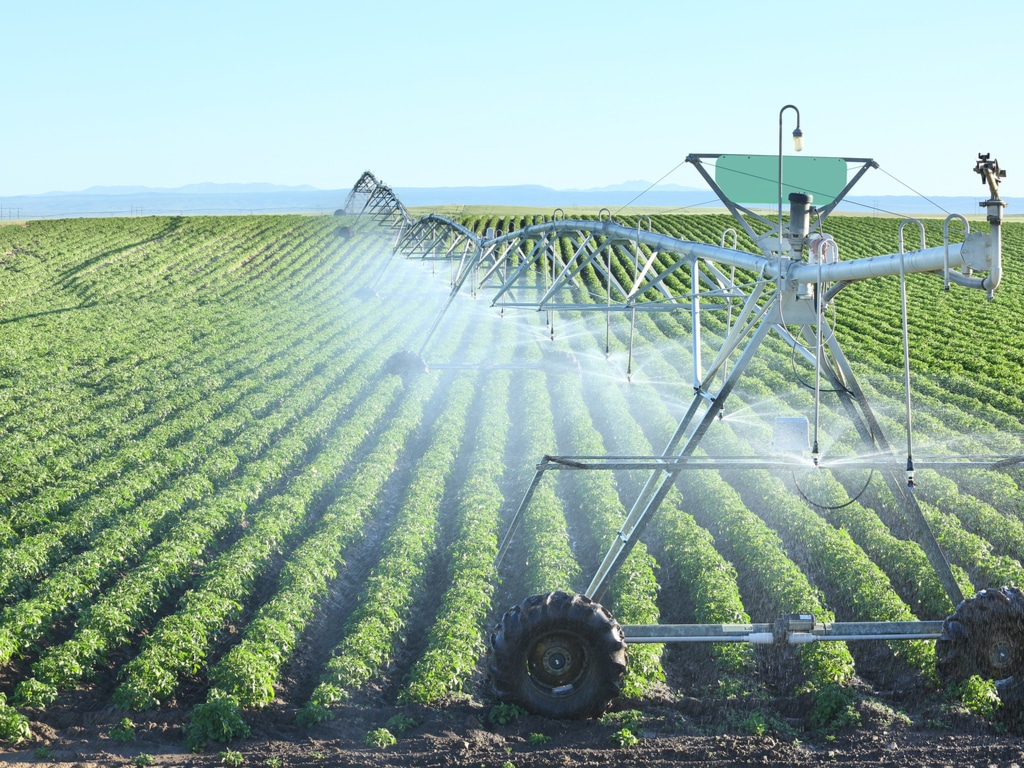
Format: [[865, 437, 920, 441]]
[[301, 338, 485, 716], [569, 302, 755, 676], [13, 304, 405, 706], [0, 210, 1019, 726], [112, 351, 406, 710], [400, 327, 515, 704], [205, 303, 476, 709]]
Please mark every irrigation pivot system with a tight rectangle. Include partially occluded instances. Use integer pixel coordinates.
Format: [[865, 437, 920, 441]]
[[356, 111, 1022, 719], [338, 170, 411, 230]]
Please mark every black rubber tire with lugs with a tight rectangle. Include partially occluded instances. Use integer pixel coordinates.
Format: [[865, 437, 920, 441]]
[[936, 586, 1024, 684], [487, 591, 627, 719]]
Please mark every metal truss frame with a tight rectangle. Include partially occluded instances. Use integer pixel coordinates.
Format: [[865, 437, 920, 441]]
[[382, 155, 1009, 613], [342, 170, 412, 229]]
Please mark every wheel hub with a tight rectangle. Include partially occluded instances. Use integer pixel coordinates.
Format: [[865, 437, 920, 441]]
[[988, 633, 1016, 675], [528, 632, 587, 691], [542, 645, 572, 676]]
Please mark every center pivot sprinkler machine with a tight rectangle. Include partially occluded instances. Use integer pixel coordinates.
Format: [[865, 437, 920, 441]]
[[383, 109, 1021, 719]]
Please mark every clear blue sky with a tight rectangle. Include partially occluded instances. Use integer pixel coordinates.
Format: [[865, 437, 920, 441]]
[[4, 0, 1021, 199]]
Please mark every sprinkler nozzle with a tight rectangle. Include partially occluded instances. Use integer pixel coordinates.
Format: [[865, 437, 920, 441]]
[[906, 455, 916, 489], [811, 441, 820, 467]]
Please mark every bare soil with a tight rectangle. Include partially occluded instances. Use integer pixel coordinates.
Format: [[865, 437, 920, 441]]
[[4, 674, 1023, 768]]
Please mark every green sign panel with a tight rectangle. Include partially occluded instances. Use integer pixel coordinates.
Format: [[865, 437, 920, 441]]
[[714, 155, 848, 205]]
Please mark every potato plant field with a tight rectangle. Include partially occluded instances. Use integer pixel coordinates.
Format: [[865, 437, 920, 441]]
[[0, 210, 1023, 760]]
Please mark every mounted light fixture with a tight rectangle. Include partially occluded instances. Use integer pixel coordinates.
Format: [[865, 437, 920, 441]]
[[778, 104, 803, 251], [792, 125, 804, 152]]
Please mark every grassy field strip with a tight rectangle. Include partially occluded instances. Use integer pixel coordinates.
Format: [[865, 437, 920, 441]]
[[58, 218, 283, 303], [852, 374, 1024, 518], [824, 216, 1024, 414], [913, 471, 1024, 563], [208, 364, 437, 709], [111, 247, 472, 710], [18, 231, 432, 709], [143, 218, 299, 297], [818, 380, 1024, 590]]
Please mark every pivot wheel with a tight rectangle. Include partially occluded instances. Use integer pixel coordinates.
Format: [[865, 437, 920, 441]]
[[382, 350, 428, 378], [488, 591, 626, 719], [937, 586, 1024, 683]]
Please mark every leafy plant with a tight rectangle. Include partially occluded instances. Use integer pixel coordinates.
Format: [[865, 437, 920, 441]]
[[133, 755, 155, 768], [296, 702, 333, 727], [810, 684, 861, 732], [365, 727, 397, 748], [184, 690, 251, 752], [601, 708, 644, 748], [385, 713, 418, 734], [219, 749, 245, 767], [0, 694, 31, 744], [305, 371, 479, 712], [737, 710, 767, 736], [488, 702, 527, 726], [13, 678, 58, 708], [527, 732, 551, 745], [401, 365, 511, 705], [108, 716, 137, 743], [599, 709, 644, 729], [546, 330, 664, 697], [956, 675, 1002, 719], [609, 727, 640, 747]]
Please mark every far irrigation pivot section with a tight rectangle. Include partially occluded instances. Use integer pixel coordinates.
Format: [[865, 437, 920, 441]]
[[350, 118, 1020, 719], [339, 170, 411, 229]]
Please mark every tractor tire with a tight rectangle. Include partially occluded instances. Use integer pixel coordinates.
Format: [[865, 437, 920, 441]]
[[382, 350, 428, 378], [487, 591, 626, 719], [936, 586, 1024, 683]]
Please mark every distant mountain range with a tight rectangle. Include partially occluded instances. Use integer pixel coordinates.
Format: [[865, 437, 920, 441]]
[[0, 183, 345, 218], [45, 182, 324, 196], [0, 181, 1015, 219]]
